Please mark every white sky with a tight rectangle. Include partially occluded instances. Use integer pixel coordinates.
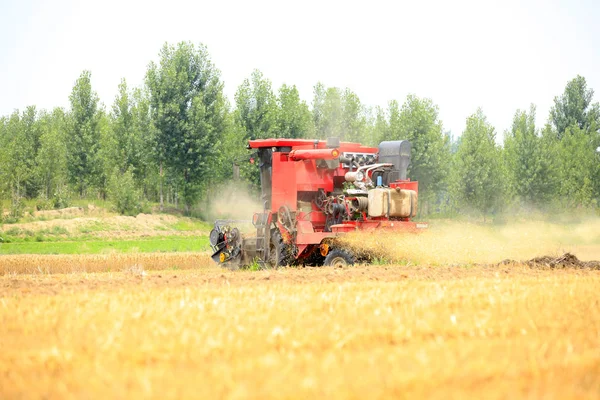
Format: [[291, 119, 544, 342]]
[[1, 0, 599, 141]]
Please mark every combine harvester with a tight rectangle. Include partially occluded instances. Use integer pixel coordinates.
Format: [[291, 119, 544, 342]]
[[210, 137, 427, 269]]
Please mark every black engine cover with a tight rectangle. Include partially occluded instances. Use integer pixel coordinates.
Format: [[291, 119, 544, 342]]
[[378, 140, 412, 184]]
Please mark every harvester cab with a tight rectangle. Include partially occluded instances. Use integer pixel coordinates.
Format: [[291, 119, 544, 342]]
[[210, 137, 427, 269]]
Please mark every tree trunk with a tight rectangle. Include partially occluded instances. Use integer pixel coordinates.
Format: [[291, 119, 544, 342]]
[[46, 171, 51, 199], [174, 183, 178, 209], [159, 161, 164, 211]]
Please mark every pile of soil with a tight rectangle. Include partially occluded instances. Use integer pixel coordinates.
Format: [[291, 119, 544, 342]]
[[501, 253, 600, 270]]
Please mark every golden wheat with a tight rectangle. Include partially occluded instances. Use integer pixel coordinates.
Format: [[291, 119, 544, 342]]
[[0, 252, 214, 275], [1, 264, 599, 399]]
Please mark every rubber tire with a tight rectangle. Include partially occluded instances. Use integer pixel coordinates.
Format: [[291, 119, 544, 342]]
[[266, 229, 292, 269], [323, 249, 355, 267]]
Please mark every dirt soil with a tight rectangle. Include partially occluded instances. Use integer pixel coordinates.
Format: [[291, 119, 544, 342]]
[[0, 213, 204, 239], [501, 252, 600, 269]]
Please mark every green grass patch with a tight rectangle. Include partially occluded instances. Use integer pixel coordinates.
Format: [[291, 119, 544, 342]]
[[78, 221, 113, 234], [1, 226, 71, 243], [0, 236, 210, 255]]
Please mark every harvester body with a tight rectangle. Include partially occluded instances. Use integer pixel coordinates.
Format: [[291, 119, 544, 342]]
[[210, 137, 427, 268]]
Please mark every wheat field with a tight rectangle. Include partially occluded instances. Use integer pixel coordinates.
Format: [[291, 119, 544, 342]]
[[2, 220, 600, 399], [0, 252, 213, 275], [1, 262, 599, 399]]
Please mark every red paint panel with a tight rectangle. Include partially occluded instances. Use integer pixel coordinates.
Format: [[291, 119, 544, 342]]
[[296, 220, 314, 234], [248, 138, 378, 154], [331, 224, 356, 233], [289, 148, 339, 160], [295, 161, 334, 192], [297, 212, 326, 224], [248, 139, 318, 148], [271, 153, 297, 212], [296, 232, 336, 245]]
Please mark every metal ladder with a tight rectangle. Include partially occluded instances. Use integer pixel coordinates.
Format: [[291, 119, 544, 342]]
[[253, 212, 271, 266]]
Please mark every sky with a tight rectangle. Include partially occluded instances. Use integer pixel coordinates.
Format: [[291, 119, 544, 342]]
[[1, 0, 599, 141]]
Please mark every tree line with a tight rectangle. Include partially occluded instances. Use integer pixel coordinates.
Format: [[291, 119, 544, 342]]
[[1, 41, 599, 220]]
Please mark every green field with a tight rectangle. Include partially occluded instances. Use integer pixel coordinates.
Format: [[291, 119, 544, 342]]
[[0, 236, 210, 255]]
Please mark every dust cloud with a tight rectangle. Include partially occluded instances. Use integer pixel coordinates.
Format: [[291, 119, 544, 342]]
[[340, 219, 600, 265], [204, 183, 262, 233], [202, 184, 600, 265]]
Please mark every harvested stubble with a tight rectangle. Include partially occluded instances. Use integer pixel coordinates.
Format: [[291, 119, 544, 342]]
[[1, 264, 599, 399], [0, 252, 213, 275]]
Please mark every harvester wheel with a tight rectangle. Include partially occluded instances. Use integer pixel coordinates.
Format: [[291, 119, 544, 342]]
[[266, 229, 292, 269], [323, 249, 355, 268]]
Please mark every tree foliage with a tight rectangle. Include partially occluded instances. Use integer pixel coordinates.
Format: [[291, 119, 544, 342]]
[[67, 71, 102, 196], [389, 95, 450, 210], [554, 126, 599, 206], [312, 84, 369, 141], [109, 80, 156, 194], [234, 69, 278, 140], [0, 48, 598, 218], [146, 42, 228, 210], [547, 75, 600, 205], [314, 86, 343, 139], [450, 109, 505, 218], [367, 106, 389, 146], [108, 166, 144, 216], [36, 108, 69, 201], [276, 84, 314, 139], [0, 108, 40, 201], [504, 105, 555, 204], [341, 89, 367, 143], [550, 75, 600, 139]]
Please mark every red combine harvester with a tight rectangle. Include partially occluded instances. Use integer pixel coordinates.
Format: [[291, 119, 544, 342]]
[[210, 137, 427, 268]]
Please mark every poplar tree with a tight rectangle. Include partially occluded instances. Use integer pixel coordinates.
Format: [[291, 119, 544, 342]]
[[35, 108, 69, 201], [504, 105, 554, 204], [146, 42, 228, 212], [390, 95, 450, 213], [550, 75, 600, 139], [341, 88, 367, 143], [276, 84, 314, 139], [450, 109, 505, 219], [67, 71, 102, 196], [234, 69, 278, 140], [548, 75, 600, 204]]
